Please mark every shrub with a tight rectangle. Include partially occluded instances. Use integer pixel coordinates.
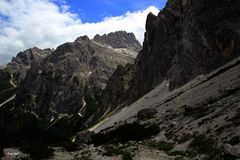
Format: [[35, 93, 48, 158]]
[[122, 151, 132, 160], [228, 136, 240, 146], [0, 68, 12, 91], [104, 145, 132, 160], [104, 146, 122, 156], [169, 150, 197, 158], [183, 105, 212, 119], [189, 134, 220, 159], [146, 141, 174, 152], [175, 133, 192, 144], [19, 141, 53, 160]]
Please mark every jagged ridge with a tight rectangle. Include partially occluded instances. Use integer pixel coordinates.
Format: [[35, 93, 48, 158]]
[[103, 0, 240, 108]]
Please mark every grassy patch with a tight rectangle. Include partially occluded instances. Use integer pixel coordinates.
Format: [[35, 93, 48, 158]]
[[205, 96, 219, 105], [228, 136, 240, 145], [169, 150, 197, 158], [145, 141, 174, 152], [60, 141, 78, 152], [218, 87, 240, 98], [79, 156, 90, 160], [0, 68, 12, 91], [175, 133, 192, 144], [190, 135, 220, 159], [229, 112, 240, 127], [170, 134, 221, 159], [85, 96, 98, 116], [19, 141, 53, 160], [122, 151, 133, 160], [190, 135, 216, 154], [104, 145, 123, 156], [104, 145, 132, 160], [74, 155, 90, 160], [92, 122, 159, 145]]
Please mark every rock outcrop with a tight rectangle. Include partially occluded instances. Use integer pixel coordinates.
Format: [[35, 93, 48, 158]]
[[104, 0, 240, 107], [93, 31, 142, 52], [1, 0, 240, 159], [15, 34, 137, 122], [7, 47, 51, 81], [101, 64, 134, 111], [91, 54, 240, 160]]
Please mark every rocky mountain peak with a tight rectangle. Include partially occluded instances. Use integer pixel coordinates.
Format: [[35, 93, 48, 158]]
[[7, 47, 51, 81], [1, 1, 240, 159], [10, 47, 49, 66], [14, 32, 136, 121], [93, 31, 142, 52], [75, 35, 91, 42]]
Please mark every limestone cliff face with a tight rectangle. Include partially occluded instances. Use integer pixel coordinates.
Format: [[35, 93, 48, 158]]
[[93, 31, 142, 52], [101, 64, 134, 111], [15, 35, 137, 120], [7, 47, 51, 81], [104, 0, 240, 107]]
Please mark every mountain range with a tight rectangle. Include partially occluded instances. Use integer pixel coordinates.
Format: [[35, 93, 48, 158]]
[[1, 0, 240, 160]]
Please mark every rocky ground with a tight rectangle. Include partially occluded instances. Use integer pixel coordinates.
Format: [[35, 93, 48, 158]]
[[2, 52, 239, 160], [1, 0, 240, 159], [84, 56, 240, 160]]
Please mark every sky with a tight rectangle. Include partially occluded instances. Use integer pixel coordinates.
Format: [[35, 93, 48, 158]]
[[0, 0, 167, 65]]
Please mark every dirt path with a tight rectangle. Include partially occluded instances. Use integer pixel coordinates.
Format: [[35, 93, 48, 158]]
[[0, 95, 16, 107], [0, 74, 17, 107], [10, 74, 17, 88]]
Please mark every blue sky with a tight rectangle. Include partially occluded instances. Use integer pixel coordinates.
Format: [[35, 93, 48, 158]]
[[0, 0, 167, 65], [61, 0, 166, 23]]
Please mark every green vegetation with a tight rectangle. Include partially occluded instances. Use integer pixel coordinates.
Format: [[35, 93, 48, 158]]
[[92, 122, 159, 145], [229, 112, 240, 126], [0, 106, 81, 159], [190, 135, 216, 154], [228, 136, 240, 145], [19, 141, 53, 160], [85, 88, 102, 116], [104, 145, 133, 160], [85, 96, 98, 115], [73, 76, 80, 86], [104, 145, 123, 156], [48, 114, 80, 139], [169, 134, 222, 159], [0, 67, 18, 104], [145, 140, 174, 152], [42, 70, 54, 80], [78, 156, 90, 160], [175, 133, 192, 144], [60, 141, 78, 152], [0, 67, 12, 91], [205, 96, 219, 105], [189, 135, 220, 160], [122, 152, 133, 160], [218, 87, 240, 99], [169, 150, 197, 158]]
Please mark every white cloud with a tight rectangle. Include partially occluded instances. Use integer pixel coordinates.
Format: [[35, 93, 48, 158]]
[[0, 0, 159, 65]]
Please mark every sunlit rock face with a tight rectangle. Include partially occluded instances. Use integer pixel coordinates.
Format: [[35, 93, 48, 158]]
[[7, 47, 52, 81], [15, 33, 138, 120]]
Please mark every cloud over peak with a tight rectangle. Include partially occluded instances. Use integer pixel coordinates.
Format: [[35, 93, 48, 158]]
[[0, 0, 159, 65]]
